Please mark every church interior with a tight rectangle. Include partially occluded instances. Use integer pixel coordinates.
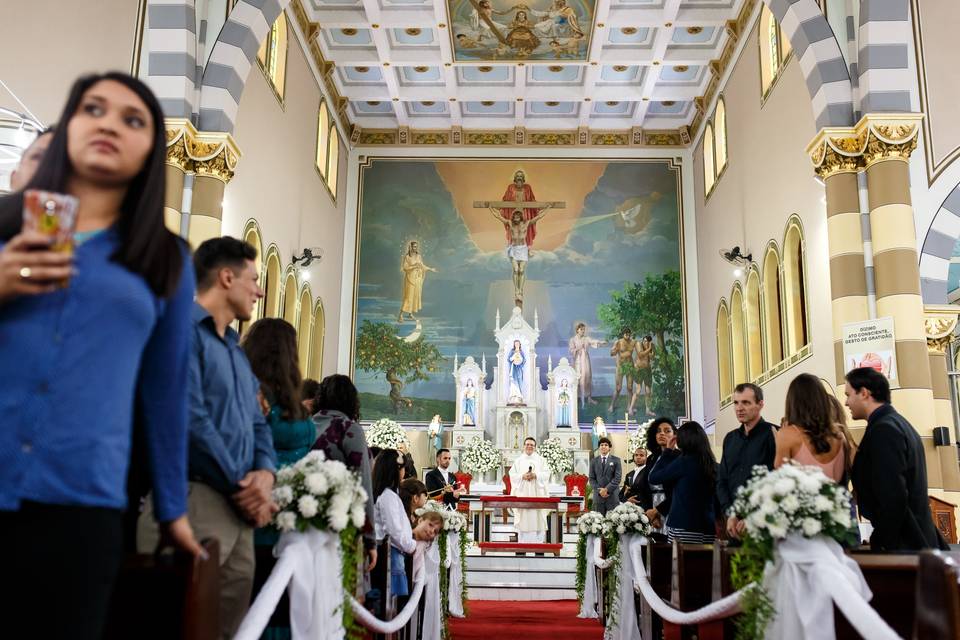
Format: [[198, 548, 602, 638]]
[[3, 0, 960, 638]]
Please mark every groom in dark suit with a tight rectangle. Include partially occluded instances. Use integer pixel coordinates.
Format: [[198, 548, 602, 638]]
[[589, 437, 622, 515], [846, 367, 948, 551], [425, 449, 463, 509]]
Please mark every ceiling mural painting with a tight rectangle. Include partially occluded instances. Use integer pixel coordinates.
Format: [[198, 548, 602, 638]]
[[447, 0, 597, 62]]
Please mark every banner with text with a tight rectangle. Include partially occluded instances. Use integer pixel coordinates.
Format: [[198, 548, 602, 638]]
[[842, 317, 899, 389]]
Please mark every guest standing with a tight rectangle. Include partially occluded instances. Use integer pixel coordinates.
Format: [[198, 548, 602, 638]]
[[312, 374, 376, 566], [717, 383, 777, 539], [425, 448, 464, 509], [0, 72, 201, 640], [243, 318, 316, 640], [138, 236, 276, 640], [643, 417, 677, 533], [776, 374, 850, 482], [648, 422, 717, 544], [589, 437, 622, 515], [620, 447, 652, 509], [846, 367, 947, 551]]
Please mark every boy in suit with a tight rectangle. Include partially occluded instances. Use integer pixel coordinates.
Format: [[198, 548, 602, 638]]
[[589, 437, 622, 515]]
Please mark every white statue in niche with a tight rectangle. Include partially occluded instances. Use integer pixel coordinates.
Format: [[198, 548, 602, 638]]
[[462, 379, 478, 426], [506, 339, 526, 405], [556, 378, 571, 426]]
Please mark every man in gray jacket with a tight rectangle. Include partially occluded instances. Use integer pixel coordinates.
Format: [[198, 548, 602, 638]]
[[589, 437, 622, 515]]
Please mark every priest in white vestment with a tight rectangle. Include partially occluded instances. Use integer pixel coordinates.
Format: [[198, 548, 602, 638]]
[[508, 437, 549, 542]]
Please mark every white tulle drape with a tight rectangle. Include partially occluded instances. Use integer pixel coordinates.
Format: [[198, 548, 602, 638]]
[[577, 535, 602, 619], [447, 531, 465, 617]]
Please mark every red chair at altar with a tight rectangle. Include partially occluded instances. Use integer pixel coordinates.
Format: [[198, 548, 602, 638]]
[[454, 472, 472, 529], [564, 473, 588, 533]]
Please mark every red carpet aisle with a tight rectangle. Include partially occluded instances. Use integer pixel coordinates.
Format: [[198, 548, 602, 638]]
[[449, 600, 604, 640]]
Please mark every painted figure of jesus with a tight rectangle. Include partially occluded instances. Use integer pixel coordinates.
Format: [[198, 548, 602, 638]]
[[490, 206, 553, 306]]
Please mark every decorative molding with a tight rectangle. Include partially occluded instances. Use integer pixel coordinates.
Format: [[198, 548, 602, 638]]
[[412, 131, 450, 145], [164, 118, 242, 183], [528, 131, 576, 146], [806, 113, 924, 179], [925, 304, 960, 353]]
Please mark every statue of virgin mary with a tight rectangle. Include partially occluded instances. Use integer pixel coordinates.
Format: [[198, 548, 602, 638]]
[[507, 339, 525, 405]]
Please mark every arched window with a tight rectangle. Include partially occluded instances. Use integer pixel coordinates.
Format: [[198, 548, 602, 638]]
[[316, 102, 330, 180], [717, 301, 733, 402], [730, 284, 747, 386], [263, 247, 282, 318], [239, 221, 264, 336], [326, 127, 340, 198], [760, 5, 779, 95], [782, 220, 808, 355], [297, 286, 313, 373], [703, 123, 716, 195], [745, 268, 763, 381], [714, 98, 728, 174], [282, 271, 298, 326], [762, 245, 785, 368], [308, 298, 325, 380], [256, 14, 288, 101]]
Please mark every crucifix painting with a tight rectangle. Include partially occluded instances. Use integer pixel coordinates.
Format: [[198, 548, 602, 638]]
[[473, 170, 565, 307]]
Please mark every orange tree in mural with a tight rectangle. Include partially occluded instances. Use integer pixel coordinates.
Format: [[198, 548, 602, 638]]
[[597, 270, 685, 417], [355, 320, 445, 414]]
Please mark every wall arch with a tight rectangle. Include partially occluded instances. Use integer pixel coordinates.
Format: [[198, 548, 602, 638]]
[[782, 217, 809, 355], [761, 242, 785, 368], [759, 0, 854, 128], [297, 285, 313, 374], [745, 267, 763, 381], [717, 300, 733, 401], [263, 245, 283, 318], [919, 182, 960, 303], [281, 268, 298, 326], [730, 283, 747, 386], [240, 219, 264, 336], [308, 298, 326, 380]]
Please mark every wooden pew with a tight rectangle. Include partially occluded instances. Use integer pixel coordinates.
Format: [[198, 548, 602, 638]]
[[913, 551, 960, 640], [834, 551, 918, 640], [640, 542, 673, 640], [103, 538, 220, 640], [663, 543, 714, 640], [697, 542, 738, 640]]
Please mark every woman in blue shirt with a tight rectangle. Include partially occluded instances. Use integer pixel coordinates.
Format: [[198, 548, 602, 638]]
[[243, 318, 315, 640], [0, 72, 200, 639], [648, 421, 718, 544]]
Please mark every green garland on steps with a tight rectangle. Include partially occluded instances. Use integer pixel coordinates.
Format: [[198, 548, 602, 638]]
[[439, 532, 450, 639], [602, 534, 623, 632], [459, 530, 469, 616], [339, 525, 362, 640]]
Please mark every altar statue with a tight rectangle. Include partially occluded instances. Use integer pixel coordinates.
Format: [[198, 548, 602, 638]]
[[508, 437, 549, 542], [428, 414, 443, 452], [556, 379, 571, 426], [398, 240, 437, 322], [507, 339, 526, 404], [568, 322, 606, 407], [462, 379, 477, 426]]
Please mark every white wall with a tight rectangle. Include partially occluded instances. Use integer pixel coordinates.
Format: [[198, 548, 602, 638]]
[[224, 18, 347, 378], [692, 19, 834, 438]]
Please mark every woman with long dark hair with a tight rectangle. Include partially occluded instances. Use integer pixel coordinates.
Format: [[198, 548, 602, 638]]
[[399, 478, 429, 526], [777, 373, 851, 482], [648, 421, 718, 543], [643, 417, 676, 533], [373, 449, 439, 598], [0, 72, 199, 638], [312, 373, 376, 566]]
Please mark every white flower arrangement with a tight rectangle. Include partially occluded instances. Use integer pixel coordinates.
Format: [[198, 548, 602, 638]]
[[366, 418, 409, 450], [576, 510, 609, 536], [459, 438, 503, 474], [604, 501, 653, 537], [628, 419, 653, 454], [539, 437, 572, 476], [272, 450, 368, 534], [731, 463, 853, 543]]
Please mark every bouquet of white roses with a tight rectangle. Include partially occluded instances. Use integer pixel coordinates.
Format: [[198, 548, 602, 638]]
[[460, 438, 502, 474], [576, 510, 609, 536], [539, 437, 572, 476], [272, 450, 367, 533], [729, 463, 858, 640], [604, 501, 653, 536], [731, 463, 854, 543], [366, 418, 409, 450]]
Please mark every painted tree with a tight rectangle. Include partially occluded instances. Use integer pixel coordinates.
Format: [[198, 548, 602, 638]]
[[598, 271, 686, 417], [355, 320, 445, 413]]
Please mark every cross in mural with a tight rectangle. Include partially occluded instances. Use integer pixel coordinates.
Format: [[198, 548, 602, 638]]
[[474, 170, 565, 307]]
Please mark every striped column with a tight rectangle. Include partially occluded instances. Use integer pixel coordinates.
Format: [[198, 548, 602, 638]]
[[858, 0, 913, 114], [862, 114, 943, 484], [807, 132, 869, 395], [164, 118, 194, 236]]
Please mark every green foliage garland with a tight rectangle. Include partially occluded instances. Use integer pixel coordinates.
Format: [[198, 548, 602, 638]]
[[439, 532, 451, 639], [575, 533, 587, 603], [602, 535, 623, 631], [459, 530, 469, 616], [340, 526, 363, 639], [729, 535, 775, 640]]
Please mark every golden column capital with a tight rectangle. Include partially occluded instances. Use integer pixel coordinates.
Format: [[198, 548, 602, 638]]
[[924, 304, 960, 353], [163, 117, 242, 183], [806, 113, 924, 178]]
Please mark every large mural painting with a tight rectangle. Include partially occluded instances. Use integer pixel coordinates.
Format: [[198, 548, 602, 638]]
[[352, 159, 687, 425]]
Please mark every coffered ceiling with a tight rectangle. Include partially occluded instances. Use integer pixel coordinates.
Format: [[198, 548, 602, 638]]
[[293, 0, 750, 145]]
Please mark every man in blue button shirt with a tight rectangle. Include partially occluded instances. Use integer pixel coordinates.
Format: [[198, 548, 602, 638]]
[[138, 237, 276, 639]]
